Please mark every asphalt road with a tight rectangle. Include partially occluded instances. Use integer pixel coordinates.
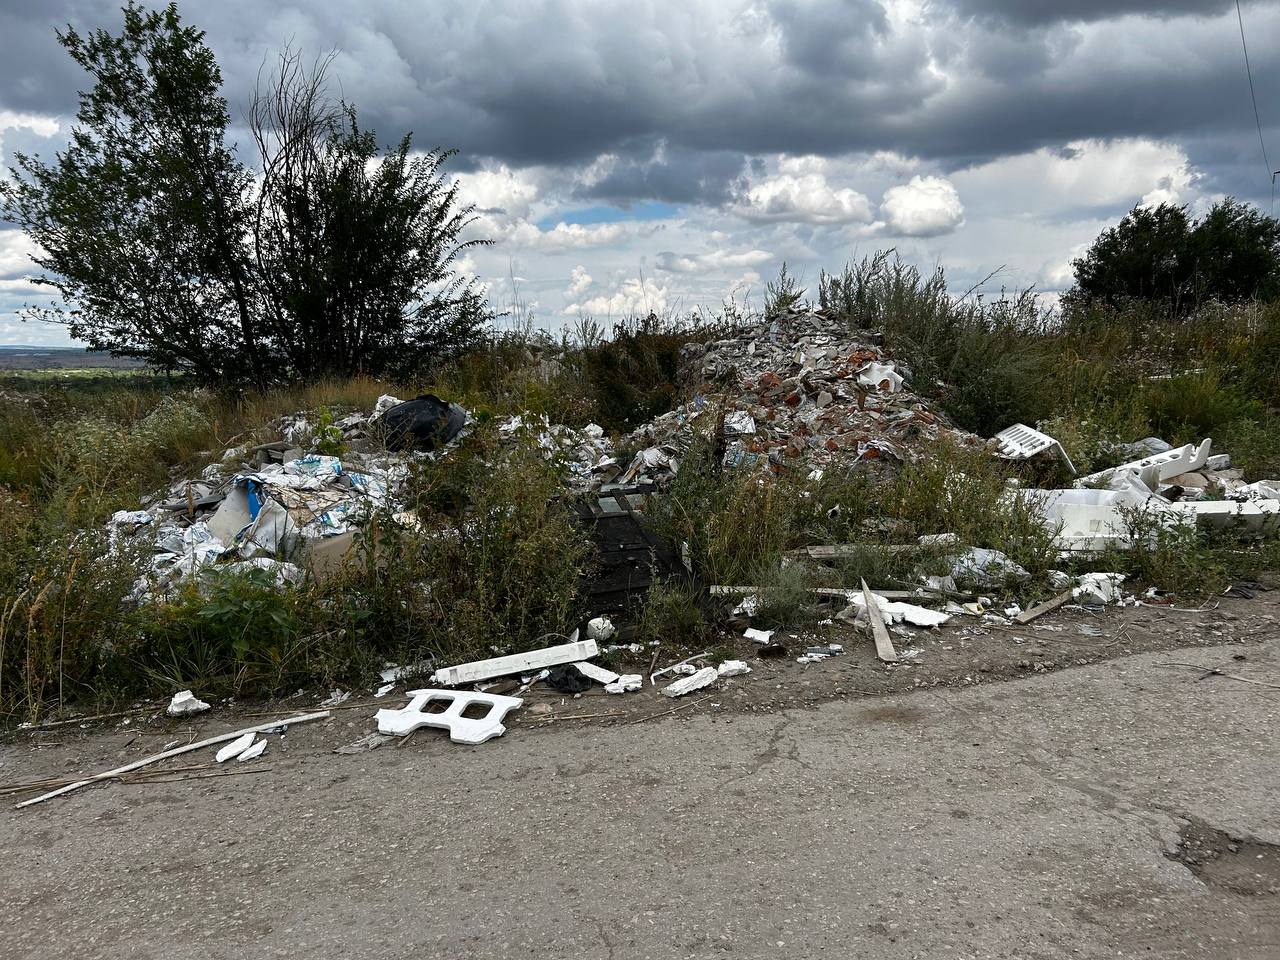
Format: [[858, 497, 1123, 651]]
[[4, 640, 1279, 959]]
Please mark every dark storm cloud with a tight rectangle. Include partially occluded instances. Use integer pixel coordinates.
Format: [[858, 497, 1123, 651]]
[[950, 0, 1233, 26], [0, 0, 1276, 206], [579, 144, 749, 206]]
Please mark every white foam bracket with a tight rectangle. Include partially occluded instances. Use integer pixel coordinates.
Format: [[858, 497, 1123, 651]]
[[993, 423, 1076, 474], [430, 639, 599, 686], [375, 689, 524, 745], [1077, 439, 1211, 492]]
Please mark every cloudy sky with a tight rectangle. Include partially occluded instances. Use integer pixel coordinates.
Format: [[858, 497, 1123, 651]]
[[1, 0, 1278, 345]]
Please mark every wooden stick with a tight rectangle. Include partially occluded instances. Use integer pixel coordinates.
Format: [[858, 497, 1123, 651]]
[[0, 762, 216, 796], [527, 711, 627, 724], [627, 694, 716, 725], [1014, 589, 1073, 624], [15, 710, 330, 809], [17, 704, 162, 730], [1154, 662, 1280, 690], [861, 579, 898, 663]]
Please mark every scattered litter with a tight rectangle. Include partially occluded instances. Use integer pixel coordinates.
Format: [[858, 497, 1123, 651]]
[[797, 643, 844, 665], [374, 682, 395, 698], [662, 667, 718, 698], [16, 711, 332, 809], [334, 732, 394, 754], [743, 627, 774, 644], [236, 739, 267, 762], [375, 690, 523, 745], [546, 664, 593, 693], [320, 689, 351, 708], [166, 690, 210, 717], [650, 651, 711, 685]]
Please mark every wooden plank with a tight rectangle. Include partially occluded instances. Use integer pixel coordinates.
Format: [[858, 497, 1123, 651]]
[[860, 578, 898, 663], [1013, 589, 1073, 625], [432, 640, 600, 686]]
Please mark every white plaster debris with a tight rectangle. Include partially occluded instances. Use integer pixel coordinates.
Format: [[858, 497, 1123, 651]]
[[574, 661, 621, 685], [320, 689, 351, 707], [605, 674, 643, 694], [661, 667, 718, 698], [236, 739, 267, 762], [215, 732, 257, 763], [375, 689, 524, 745], [585, 617, 616, 642], [743, 627, 775, 643], [716, 660, 752, 678], [166, 690, 210, 717]]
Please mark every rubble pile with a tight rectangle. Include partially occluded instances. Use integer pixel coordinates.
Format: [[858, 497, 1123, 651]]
[[621, 306, 983, 486]]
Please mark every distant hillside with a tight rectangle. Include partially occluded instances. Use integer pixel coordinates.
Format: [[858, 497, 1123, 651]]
[[0, 347, 148, 371]]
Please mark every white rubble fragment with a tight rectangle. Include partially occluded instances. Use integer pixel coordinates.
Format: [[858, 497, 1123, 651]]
[[236, 738, 267, 762], [374, 682, 396, 698], [215, 732, 257, 763], [574, 661, 620, 685], [661, 667, 718, 698], [605, 674, 643, 694], [320, 689, 351, 708], [856, 360, 903, 393], [166, 690, 210, 717], [585, 617, 616, 642], [723, 410, 757, 435], [743, 627, 774, 643], [716, 660, 752, 678], [1073, 572, 1127, 606]]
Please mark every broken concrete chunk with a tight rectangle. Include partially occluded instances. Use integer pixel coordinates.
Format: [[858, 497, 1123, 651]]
[[743, 627, 774, 644], [166, 690, 210, 717], [236, 738, 267, 762], [661, 667, 718, 698]]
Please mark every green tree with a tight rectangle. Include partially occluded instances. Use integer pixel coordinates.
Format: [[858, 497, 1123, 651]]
[[0, 2, 265, 383], [249, 51, 490, 379], [1069, 199, 1280, 312], [1, 4, 490, 385]]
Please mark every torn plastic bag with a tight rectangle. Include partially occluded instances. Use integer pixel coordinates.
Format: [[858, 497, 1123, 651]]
[[381, 394, 467, 452]]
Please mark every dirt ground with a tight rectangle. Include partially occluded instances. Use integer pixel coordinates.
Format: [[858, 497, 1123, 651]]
[[3, 585, 1277, 794], [2, 602, 1279, 958]]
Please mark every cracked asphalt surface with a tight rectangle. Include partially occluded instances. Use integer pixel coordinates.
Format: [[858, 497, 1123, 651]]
[[3, 639, 1280, 959]]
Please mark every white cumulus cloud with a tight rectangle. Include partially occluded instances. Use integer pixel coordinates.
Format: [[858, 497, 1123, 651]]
[[655, 248, 773, 273], [738, 167, 874, 224], [564, 275, 668, 317], [878, 176, 965, 237]]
